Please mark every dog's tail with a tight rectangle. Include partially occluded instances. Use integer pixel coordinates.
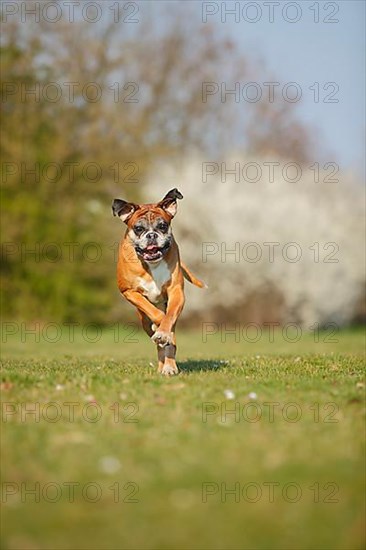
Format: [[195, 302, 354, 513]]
[[181, 262, 207, 288]]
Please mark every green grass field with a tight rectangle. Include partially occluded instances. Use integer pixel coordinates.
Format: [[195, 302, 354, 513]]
[[1, 326, 365, 550]]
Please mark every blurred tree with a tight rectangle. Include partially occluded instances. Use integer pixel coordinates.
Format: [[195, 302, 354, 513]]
[[1, 11, 316, 323]]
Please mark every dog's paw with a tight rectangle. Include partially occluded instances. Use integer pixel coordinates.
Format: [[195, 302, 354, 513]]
[[151, 330, 173, 347], [160, 364, 179, 376]]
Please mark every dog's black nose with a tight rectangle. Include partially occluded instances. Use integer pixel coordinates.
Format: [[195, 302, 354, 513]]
[[146, 232, 157, 241]]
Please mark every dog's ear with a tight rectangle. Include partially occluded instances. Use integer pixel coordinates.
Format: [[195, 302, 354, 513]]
[[112, 199, 139, 223], [158, 188, 183, 218]]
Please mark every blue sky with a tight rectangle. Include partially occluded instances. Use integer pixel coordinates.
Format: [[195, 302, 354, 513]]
[[42, 0, 364, 176], [214, 0, 365, 176]]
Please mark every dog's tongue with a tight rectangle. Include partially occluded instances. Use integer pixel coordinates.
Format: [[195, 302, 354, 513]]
[[146, 245, 157, 251]]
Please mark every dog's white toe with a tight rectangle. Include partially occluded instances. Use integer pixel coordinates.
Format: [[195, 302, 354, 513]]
[[151, 331, 173, 347], [161, 364, 179, 376]]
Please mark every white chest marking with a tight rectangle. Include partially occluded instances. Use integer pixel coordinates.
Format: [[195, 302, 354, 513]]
[[138, 261, 171, 303]]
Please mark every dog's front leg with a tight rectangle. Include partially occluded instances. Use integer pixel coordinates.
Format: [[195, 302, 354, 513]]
[[122, 289, 165, 326], [135, 309, 169, 373], [151, 285, 185, 348], [158, 331, 179, 376]]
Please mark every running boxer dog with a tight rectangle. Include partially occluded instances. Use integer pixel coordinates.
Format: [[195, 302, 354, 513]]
[[112, 188, 205, 376]]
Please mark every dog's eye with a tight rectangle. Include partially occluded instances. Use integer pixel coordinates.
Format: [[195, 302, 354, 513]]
[[134, 225, 144, 235], [157, 222, 168, 232]]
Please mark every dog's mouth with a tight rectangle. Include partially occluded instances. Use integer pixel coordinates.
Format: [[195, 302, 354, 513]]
[[136, 243, 170, 262]]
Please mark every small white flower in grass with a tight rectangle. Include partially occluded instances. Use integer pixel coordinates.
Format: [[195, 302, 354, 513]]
[[224, 389, 235, 400], [99, 456, 121, 474], [84, 394, 95, 402], [217, 418, 231, 427], [149, 362, 154, 368], [55, 384, 64, 391], [248, 392, 258, 400]]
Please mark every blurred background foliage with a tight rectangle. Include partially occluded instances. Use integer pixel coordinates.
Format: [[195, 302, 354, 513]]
[[0, 5, 364, 326]]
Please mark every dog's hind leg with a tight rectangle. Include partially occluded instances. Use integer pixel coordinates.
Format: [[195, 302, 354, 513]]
[[157, 346, 166, 373], [136, 310, 157, 369], [136, 310, 154, 337]]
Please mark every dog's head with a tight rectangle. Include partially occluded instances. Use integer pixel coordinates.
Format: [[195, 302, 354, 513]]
[[112, 188, 183, 262]]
